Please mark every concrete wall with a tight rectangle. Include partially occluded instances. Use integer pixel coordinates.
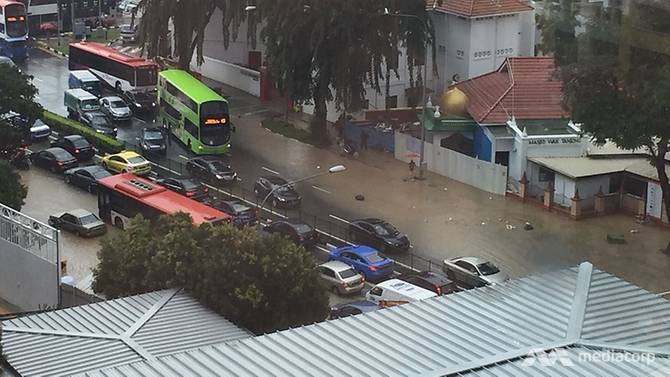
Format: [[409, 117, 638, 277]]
[[395, 132, 507, 195], [190, 56, 260, 97], [0, 238, 59, 311], [199, 9, 265, 66]]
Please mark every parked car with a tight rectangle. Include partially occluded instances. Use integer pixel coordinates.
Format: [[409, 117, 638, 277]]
[[29, 119, 51, 142], [318, 260, 365, 295], [64, 88, 100, 120], [328, 245, 394, 281], [348, 218, 410, 253], [139, 127, 167, 155], [51, 135, 95, 161], [48, 209, 107, 237], [64, 165, 112, 193], [154, 177, 209, 200], [365, 279, 437, 306], [30, 147, 78, 173], [254, 176, 301, 208], [401, 271, 457, 296], [443, 256, 509, 287], [211, 200, 258, 227], [186, 156, 237, 185], [264, 220, 318, 247], [121, 90, 157, 114], [329, 300, 380, 319], [80, 111, 117, 137], [99, 96, 132, 122], [101, 151, 151, 175], [120, 24, 139, 44]]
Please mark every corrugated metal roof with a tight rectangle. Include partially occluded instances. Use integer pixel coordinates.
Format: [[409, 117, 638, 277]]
[[429, 0, 533, 17], [1, 289, 251, 377], [528, 156, 648, 179], [78, 262, 670, 377]]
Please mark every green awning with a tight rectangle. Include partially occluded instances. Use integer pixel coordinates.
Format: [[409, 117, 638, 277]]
[[419, 114, 478, 132]]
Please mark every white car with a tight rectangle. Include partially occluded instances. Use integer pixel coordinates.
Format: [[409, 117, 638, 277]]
[[100, 96, 132, 121], [317, 260, 365, 295], [365, 279, 437, 306], [448, 256, 509, 284]]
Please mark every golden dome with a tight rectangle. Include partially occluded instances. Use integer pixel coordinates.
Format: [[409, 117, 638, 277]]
[[440, 87, 469, 117]]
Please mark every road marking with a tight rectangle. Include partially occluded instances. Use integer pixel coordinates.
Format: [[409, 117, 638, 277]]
[[134, 117, 146, 124], [329, 214, 350, 224], [312, 185, 332, 194], [241, 109, 271, 117], [178, 155, 189, 160], [148, 161, 181, 176], [262, 166, 279, 175]]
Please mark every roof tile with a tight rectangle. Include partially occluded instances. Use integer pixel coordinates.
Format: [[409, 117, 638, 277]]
[[429, 0, 533, 17]]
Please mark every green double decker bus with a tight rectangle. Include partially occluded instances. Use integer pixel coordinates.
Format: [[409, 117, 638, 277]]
[[158, 69, 232, 154]]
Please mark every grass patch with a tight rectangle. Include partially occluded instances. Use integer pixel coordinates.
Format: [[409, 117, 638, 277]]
[[261, 118, 328, 147], [42, 28, 121, 55]]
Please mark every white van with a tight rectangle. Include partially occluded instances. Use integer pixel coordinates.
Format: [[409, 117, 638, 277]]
[[365, 279, 437, 306]]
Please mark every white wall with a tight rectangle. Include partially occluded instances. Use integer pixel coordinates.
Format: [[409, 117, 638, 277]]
[[554, 173, 576, 207], [431, 12, 471, 93], [190, 56, 260, 97], [199, 9, 265, 67], [469, 15, 523, 78]]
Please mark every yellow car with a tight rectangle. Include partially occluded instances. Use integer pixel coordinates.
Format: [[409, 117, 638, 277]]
[[101, 151, 152, 176]]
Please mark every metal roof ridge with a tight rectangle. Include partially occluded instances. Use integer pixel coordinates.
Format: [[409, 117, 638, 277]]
[[124, 288, 180, 338], [576, 340, 670, 358], [2, 326, 120, 340], [566, 262, 593, 341]]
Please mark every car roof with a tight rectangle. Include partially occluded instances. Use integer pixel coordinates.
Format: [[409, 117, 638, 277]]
[[358, 218, 384, 224], [413, 271, 453, 285], [102, 96, 123, 102], [77, 165, 105, 173], [333, 300, 379, 311], [320, 260, 357, 272], [373, 279, 438, 298], [86, 111, 107, 117], [336, 245, 378, 256], [114, 151, 141, 158], [263, 176, 288, 185], [45, 147, 72, 157], [142, 127, 162, 132], [68, 208, 94, 217], [64, 135, 86, 141], [451, 256, 487, 265]]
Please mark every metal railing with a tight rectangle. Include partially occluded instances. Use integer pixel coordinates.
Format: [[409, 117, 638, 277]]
[[0, 203, 59, 264]]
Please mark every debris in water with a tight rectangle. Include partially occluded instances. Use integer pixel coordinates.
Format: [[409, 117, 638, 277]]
[[524, 222, 534, 231]]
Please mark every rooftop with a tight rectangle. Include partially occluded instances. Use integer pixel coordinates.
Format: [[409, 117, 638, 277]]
[[77, 262, 670, 377], [529, 156, 648, 179], [428, 0, 533, 18], [453, 57, 570, 124], [1, 289, 252, 377]]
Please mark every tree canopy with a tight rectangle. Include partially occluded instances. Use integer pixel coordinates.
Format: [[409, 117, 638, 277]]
[[259, 0, 435, 143], [92, 213, 329, 334], [0, 63, 42, 151], [0, 162, 28, 211], [540, 0, 670, 222]]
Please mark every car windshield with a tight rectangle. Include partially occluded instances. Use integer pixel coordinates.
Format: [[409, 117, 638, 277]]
[[365, 252, 385, 264], [135, 67, 158, 87], [78, 214, 100, 225], [373, 222, 398, 236], [91, 169, 111, 179], [71, 138, 89, 148], [182, 180, 201, 191], [111, 100, 127, 108], [339, 268, 358, 279], [230, 203, 250, 212], [91, 116, 108, 126], [200, 124, 230, 146], [132, 91, 155, 102], [81, 99, 99, 111], [477, 262, 500, 276], [51, 150, 72, 160], [210, 161, 229, 171], [144, 130, 163, 140], [127, 156, 146, 164], [294, 224, 312, 234]]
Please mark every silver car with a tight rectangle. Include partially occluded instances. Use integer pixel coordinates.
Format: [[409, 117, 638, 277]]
[[449, 256, 509, 284], [48, 209, 107, 237], [100, 96, 132, 121], [318, 260, 366, 295]]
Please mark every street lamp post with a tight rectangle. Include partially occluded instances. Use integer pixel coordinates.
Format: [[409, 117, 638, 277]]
[[383, 8, 431, 179], [259, 165, 346, 210]]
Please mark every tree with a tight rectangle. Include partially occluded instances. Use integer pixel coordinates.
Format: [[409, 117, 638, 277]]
[[0, 63, 42, 152], [137, 0, 249, 69], [0, 162, 28, 211], [259, 0, 435, 144], [540, 1, 670, 223], [92, 213, 329, 334]]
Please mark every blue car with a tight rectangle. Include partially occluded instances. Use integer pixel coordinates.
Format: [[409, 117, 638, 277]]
[[329, 245, 394, 281]]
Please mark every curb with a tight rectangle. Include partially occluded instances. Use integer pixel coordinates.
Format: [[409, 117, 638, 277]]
[[31, 37, 68, 58]]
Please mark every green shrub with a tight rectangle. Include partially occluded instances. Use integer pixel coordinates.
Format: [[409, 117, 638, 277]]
[[41, 110, 125, 153]]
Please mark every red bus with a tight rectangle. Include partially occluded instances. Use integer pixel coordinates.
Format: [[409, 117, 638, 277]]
[[69, 41, 159, 93], [96, 173, 231, 229]]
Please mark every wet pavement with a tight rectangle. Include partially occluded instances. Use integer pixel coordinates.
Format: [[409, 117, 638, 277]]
[[19, 45, 670, 294]]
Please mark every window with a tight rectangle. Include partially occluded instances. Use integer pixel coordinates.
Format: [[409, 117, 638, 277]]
[[160, 98, 181, 121], [369, 287, 383, 296], [0, 24, 4, 33], [184, 118, 198, 137], [321, 267, 336, 278], [538, 167, 555, 182], [385, 95, 398, 109]]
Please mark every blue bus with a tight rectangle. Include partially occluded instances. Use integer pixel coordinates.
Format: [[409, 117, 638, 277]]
[[0, 0, 28, 62]]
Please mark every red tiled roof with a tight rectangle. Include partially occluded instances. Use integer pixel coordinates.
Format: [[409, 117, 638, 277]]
[[428, 0, 533, 17], [452, 57, 570, 124]]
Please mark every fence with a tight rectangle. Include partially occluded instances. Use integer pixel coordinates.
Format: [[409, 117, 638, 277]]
[[124, 142, 442, 276], [190, 57, 261, 97], [394, 132, 508, 195], [0, 203, 60, 311]]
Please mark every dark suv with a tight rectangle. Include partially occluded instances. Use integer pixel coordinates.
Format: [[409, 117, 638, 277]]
[[401, 271, 457, 296], [51, 135, 95, 161], [139, 127, 167, 155]]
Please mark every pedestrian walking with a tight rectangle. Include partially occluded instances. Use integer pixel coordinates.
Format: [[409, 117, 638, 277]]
[[360, 130, 369, 151]]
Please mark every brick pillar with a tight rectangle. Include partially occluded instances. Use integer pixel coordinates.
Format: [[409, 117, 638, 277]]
[[594, 186, 606, 215], [571, 189, 583, 219], [638, 189, 647, 216], [543, 182, 554, 210], [518, 172, 529, 201]]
